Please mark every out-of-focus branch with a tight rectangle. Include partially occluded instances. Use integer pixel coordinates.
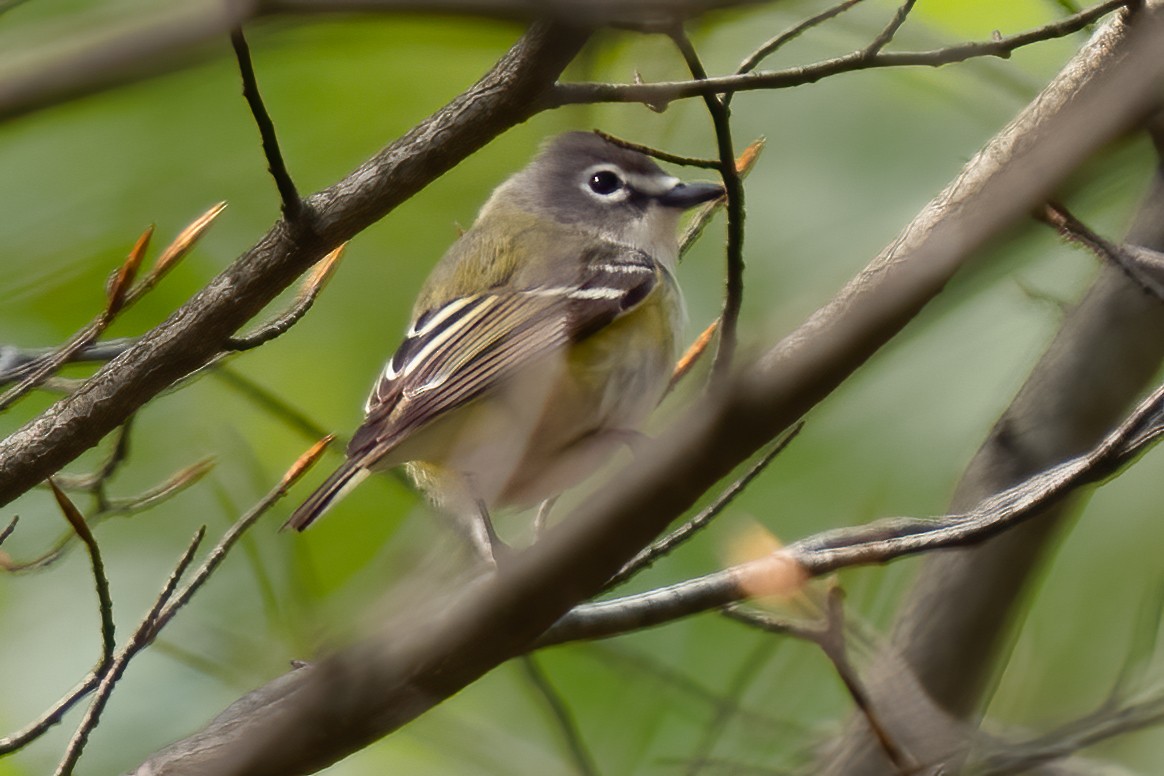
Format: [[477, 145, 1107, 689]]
[[0, 22, 589, 508], [0, 2, 253, 124], [820, 59, 1164, 776], [539, 384, 1162, 646], [604, 422, 800, 590], [131, 7, 1164, 775], [259, 0, 767, 28]]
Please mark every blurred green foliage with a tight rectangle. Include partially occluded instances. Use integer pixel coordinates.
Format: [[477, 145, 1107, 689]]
[[0, 1, 1161, 774]]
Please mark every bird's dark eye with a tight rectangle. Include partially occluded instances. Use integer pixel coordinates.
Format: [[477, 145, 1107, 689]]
[[588, 170, 624, 196]]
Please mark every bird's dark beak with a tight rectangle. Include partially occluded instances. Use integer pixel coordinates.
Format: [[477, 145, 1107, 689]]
[[657, 181, 725, 209]]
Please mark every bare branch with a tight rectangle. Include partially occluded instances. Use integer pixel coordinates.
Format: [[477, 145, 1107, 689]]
[[735, 0, 868, 78], [48, 481, 115, 668], [541, 381, 1163, 646], [0, 22, 589, 508], [861, 0, 919, 59], [225, 244, 346, 351], [54, 528, 206, 776], [0, 2, 252, 124], [549, 0, 1135, 107], [230, 28, 302, 220], [1038, 201, 1164, 300], [2, 458, 214, 573], [726, 591, 919, 775], [670, 28, 745, 380], [605, 423, 801, 590], [592, 129, 720, 169]]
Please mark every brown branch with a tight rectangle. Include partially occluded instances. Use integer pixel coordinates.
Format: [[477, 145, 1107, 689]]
[[548, 0, 1135, 108], [861, 0, 918, 59], [225, 244, 346, 351], [734, 0, 868, 79], [54, 528, 206, 775], [726, 592, 919, 775], [230, 28, 302, 220], [0, 22, 589, 509], [604, 422, 801, 590], [540, 380, 1163, 648], [670, 28, 745, 381], [1038, 201, 1164, 300]]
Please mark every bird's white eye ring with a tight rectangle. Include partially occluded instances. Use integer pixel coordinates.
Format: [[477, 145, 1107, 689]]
[[588, 169, 624, 196]]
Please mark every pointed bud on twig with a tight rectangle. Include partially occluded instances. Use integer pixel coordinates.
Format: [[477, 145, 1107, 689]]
[[735, 136, 766, 174], [296, 243, 346, 303], [281, 435, 334, 489], [150, 201, 228, 281], [105, 225, 154, 317], [670, 318, 719, 390], [48, 478, 93, 542]]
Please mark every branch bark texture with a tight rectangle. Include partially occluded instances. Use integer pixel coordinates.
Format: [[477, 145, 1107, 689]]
[[0, 22, 588, 508]]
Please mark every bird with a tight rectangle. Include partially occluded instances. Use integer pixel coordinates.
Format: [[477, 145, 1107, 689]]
[[285, 131, 724, 561]]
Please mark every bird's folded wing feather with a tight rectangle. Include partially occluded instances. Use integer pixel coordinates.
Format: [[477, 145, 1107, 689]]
[[348, 245, 659, 461]]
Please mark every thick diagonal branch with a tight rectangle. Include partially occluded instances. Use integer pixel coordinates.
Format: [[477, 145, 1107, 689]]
[[0, 22, 587, 508]]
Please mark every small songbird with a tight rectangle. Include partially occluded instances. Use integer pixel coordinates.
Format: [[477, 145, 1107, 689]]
[[285, 132, 723, 559]]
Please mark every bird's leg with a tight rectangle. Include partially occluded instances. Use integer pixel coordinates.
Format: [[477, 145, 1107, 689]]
[[532, 495, 559, 538], [473, 497, 508, 565]]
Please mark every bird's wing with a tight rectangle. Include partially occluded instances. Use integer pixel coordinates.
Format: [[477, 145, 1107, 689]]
[[348, 245, 659, 463]]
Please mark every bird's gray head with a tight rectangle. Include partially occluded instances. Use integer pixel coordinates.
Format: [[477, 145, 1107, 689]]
[[482, 132, 724, 263]]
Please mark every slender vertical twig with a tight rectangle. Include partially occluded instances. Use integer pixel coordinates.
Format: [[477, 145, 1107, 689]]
[[53, 528, 206, 776], [862, 0, 919, 58], [670, 28, 745, 382], [231, 28, 302, 220]]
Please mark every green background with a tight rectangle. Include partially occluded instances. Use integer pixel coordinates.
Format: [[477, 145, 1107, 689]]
[[1, 1, 1161, 773]]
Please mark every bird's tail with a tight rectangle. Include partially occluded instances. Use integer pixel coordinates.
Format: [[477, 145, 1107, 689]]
[[282, 462, 370, 532]]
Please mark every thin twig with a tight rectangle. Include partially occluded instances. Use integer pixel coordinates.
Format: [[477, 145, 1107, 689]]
[[231, 29, 301, 220], [518, 655, 600, 776], [48, 481, 116, 669], [541, 382, 1164, 646], [670, 28, 745, 382], [0, 339, 138, 386], [606, 423, 802, 589], [3, 458, 214, 573], [548, 0, 1134, 108], [1037, 201, 1164, 300], [51, 417, 134, 494], [225, 244, 345, 350], [0, 203, 223, 408], [976, 689, 1164, 775], [862, 0, 919, 59], [591, 129, 720, 169], [54, 528, 206, 776], [0, 515, 16, 547], [152, 436, 331, 631], [725, 590, 919, 775], [54, 439, 327, 772], [736, 0, 868, 78], [676, 137, 764, 260]]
